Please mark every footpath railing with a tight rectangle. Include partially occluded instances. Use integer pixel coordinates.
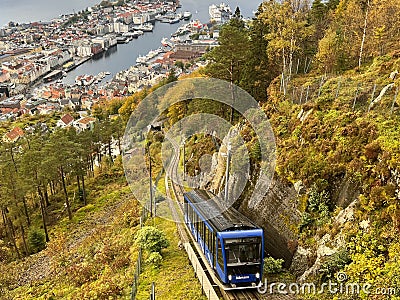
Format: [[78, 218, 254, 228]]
[[130, 248, 142, 300], [130, 204, 150, 300]]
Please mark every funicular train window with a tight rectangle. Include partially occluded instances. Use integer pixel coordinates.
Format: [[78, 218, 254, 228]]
[[198, 221, 202, 239], [189, 204, 193, 222], [217, 238, 224, 268], [211, 234, 215, 256], [200, 222, 205, 242], [185, 201, 189, 221], [209, 228, 212, 249], [195, 214, 200, 239], [205, 225, 212, 250]]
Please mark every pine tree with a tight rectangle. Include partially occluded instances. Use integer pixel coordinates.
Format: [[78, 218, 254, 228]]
[[241, 3, 276, 102], [204, 17, 249, 86], [309, 0, 328, 41]]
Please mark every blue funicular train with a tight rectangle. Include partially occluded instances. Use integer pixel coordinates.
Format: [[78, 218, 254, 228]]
[[183, 189, 264, 289]]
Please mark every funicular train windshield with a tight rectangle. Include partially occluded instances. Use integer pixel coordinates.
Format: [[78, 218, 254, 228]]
[[224, 236, 262, 278], [224, 237, 261, 265]]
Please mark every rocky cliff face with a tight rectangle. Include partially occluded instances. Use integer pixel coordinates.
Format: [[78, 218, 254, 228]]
[[239, 176, 301, 265], [290, 200, 357, 280], [288, 175, 362, 279]]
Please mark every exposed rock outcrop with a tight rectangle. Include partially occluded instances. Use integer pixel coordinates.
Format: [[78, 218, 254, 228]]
[[292, 199, 358, 281]]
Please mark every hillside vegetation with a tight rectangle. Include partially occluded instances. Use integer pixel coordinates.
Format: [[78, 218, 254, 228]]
[[199, 0, 400, 298], [1, 0, 400, 299], [0, 74, 205, 299]]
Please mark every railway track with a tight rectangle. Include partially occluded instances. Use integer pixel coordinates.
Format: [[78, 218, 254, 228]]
[[224, 289, 262, 300], [165, 137, 297, 300], [164, 136, 221, 300], [225, 290, 297, 300]]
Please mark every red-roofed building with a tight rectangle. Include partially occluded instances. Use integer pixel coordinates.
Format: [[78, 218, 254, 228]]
[[3, 127, 24, 143], [118, 12, 133, 24], [0, 69, 10, 83], [57, 113, 74, 128]]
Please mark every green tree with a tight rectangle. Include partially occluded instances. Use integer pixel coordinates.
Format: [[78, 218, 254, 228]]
[[174, 61, 185, 72], [241, 4, 275, 102], [20, 132, 51, 242], [264, 257, 284, 274], [204, 20, 249, 86], [98, 119, 114, 163], [28, 228, 46, 254], [326, 0, 340, 10], [135, 226, 169, 253], [0, 142, 31, 257], [204, 18, 249, 122], [309, 0, 329, 42], [165, 68, 178, 84], [111, 116, 124, 155], [230, 7, 245, 29], [43, 130, 82, 220]]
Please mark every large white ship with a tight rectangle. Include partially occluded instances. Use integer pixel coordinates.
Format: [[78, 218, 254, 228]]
[[209, 3, 232, 24]]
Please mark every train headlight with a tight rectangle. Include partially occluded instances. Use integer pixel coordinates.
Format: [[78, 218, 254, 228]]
[[255, 273, 260, 279], [228, 275, 232, 281]]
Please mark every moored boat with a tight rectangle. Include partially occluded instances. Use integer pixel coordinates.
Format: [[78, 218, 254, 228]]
[[117, 36, 128, 44], [63, 61, 76, 72], [183, 11, 192, 20], [169, 17, 180, 24], [138, 23, 154, 32]]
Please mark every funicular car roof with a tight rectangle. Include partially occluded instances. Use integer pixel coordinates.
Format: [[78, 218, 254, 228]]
[[184, 189, 258, 232]]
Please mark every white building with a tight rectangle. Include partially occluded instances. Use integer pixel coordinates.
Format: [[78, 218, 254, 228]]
[[77, 43, 92, 57], [73, 117, 97, 132], [113, 22, 129, 33]]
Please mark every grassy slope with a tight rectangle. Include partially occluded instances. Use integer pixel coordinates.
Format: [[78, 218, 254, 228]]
[[135, 175, 206, 300], [0, 171, 139, 299], [0, 168, 206, 299], [136, 218, 207, 300]]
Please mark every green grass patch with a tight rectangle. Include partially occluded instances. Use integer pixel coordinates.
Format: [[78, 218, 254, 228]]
[[136, 218, 207, 300]]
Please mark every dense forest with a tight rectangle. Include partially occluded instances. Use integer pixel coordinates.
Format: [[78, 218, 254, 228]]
[[0, 109, 125, 254], [1, 0, 400, 299]]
